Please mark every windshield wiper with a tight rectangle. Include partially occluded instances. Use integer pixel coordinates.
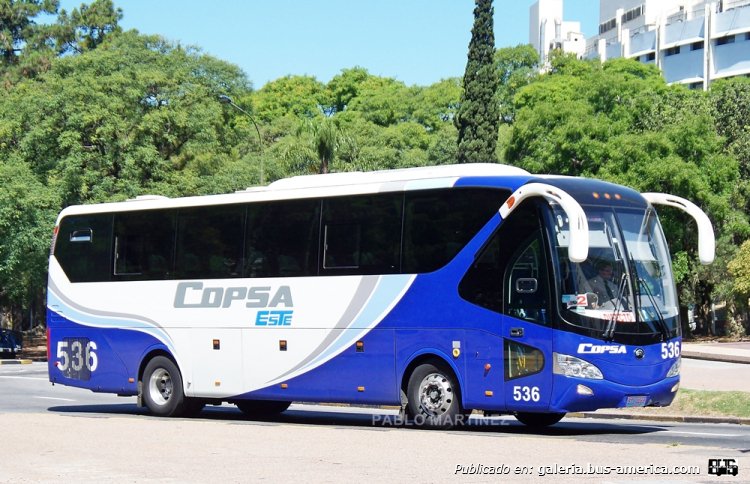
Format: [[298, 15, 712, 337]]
[[603, 273, 629, 340], [638, 277, 670, 341]]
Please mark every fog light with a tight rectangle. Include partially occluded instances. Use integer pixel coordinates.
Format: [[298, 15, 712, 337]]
[[577, 384, 594, 396], [671, 382, 680, 393]]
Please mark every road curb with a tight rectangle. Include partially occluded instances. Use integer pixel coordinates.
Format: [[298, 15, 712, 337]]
[[0, 359, 33, 365], [682, 351, 750, 365], [570, 411, 750, 425]]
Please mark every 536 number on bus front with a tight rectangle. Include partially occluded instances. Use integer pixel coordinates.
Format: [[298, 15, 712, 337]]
[[57, 338, 98, 381], [661, 341, 680, 359]]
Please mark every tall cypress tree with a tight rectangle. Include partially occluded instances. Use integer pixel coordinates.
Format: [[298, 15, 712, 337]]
[[455, 0, 500, 163]]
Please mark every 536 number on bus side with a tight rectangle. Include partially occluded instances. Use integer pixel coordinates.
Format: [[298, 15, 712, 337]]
[[57, 338, 98, 381], [512, 385, 541, 402]]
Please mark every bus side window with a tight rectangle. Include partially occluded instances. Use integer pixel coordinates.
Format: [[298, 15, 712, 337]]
[[55, 214, 113, 283], [321, 193, 402, 275], [458, 234, 502, 313], [113, 211, 175, 280], [460, 201, 551, 325], [174, 206, 245, 279], [246, 200, 320, 278]]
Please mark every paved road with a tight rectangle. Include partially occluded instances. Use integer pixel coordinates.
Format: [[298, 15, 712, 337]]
[[1, 363, 748, 482]]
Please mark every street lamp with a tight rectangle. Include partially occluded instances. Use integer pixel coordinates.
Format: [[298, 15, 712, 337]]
[[218, 94, 265, 184]]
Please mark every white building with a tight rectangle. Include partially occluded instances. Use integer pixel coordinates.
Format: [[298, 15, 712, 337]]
[[529, 0, 586, 65], [530, 0, 750, 89]]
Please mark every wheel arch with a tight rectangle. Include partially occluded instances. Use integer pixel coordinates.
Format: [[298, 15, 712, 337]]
[[138, 347, 179, 384], [400, 350, 465, 405]]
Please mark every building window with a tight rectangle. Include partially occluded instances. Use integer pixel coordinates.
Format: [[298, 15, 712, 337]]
[[690, 41, 704, 51], [716, 35, 735, 46], [599, 18, 617, 34], [622, 5, 643, 24], [665, 46, 680, 56], [643, 52, 656, 62], [746, 32, 750, 41], [688, 82, 703, 90]]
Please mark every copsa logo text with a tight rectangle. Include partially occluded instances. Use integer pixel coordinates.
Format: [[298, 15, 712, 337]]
[[577, 343, 626, 354]]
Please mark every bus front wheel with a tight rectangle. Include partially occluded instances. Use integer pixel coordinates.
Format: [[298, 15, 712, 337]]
[[406, 362, 466, 429], [142, 356, 187, 417], [514, 412, 565, 428]]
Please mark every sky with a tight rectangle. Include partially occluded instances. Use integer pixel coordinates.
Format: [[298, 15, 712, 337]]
[[59, 0, 600, 89]]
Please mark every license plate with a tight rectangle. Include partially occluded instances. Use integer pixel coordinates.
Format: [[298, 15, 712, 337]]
[[625, 395, 648, 407]]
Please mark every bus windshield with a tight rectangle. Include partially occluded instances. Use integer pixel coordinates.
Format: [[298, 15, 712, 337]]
[[551, 205, 679, 343]]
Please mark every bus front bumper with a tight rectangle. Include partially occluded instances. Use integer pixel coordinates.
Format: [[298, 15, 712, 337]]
[[549, 375, 680, 413]]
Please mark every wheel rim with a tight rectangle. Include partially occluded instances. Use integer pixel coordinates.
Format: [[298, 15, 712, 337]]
[[417, 372, 453, 416], [148, 368, 173, 406]]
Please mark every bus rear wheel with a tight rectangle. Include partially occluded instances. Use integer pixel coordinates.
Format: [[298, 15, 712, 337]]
[[514, 412, 565, 428], [406, 362, 466, 429], [142, 356, 187, 417], [235, 400, 291, 416]]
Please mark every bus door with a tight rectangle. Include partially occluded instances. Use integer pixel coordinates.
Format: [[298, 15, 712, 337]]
[[498, 208, 555, 412]]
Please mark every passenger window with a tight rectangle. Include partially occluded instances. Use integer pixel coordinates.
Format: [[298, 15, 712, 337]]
[[113, 211, 175, 280], [246, 200, 320, 278], [458, 234, 502, 312], [56, 214, 113, 283], [321, 194, 402, 275], [403, 189, 508, 273], [175, 205, 245, 279]]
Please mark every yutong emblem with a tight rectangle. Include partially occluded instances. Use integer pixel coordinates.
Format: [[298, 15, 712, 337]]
[[634, 348, 645, 359]]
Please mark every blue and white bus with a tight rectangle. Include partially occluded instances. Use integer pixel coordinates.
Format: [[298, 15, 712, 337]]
[[47, 164, 714, 427]]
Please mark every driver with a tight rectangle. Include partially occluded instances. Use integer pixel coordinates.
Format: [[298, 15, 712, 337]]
[[587, 260, 619, 306]]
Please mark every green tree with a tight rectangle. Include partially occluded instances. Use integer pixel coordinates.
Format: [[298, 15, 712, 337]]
[[54, 0, 122, 54], [0, 159, 59, 330], [252, 75, 326, 122], [495, 44, 538, 123], [277, 117, 350, 174], [455, 0, 500, 163]]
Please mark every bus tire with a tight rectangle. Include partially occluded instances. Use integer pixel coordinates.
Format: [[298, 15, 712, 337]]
[[142, 356, 186, 417], [406, 362, 465, 429], [514, 412, 565, 428], [235, 400, 291, 416]]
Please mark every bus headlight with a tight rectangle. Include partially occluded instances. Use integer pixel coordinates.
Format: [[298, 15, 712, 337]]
[[553, 352, 603, 380], [666, 358, 681, 378]]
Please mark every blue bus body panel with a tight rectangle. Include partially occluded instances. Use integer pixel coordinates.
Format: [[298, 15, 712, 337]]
[[47, 309, 152, 395], [238, 328, 398, 405]]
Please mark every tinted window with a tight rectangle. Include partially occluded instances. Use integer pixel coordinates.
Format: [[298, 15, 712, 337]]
[[458, 233, 502, 312], [246, 200, 320, 278], [321, 193, 403, 275], [55, 214, 113, 282], [113, 211, 175, 280], [175, 205, 245, 279], [459, 201, 550, 324], [403, 189, 508, 273]]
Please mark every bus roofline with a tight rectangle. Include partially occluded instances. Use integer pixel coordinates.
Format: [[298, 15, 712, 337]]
[[642, 193, 715, 265], [499, 182, 590, 263]]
